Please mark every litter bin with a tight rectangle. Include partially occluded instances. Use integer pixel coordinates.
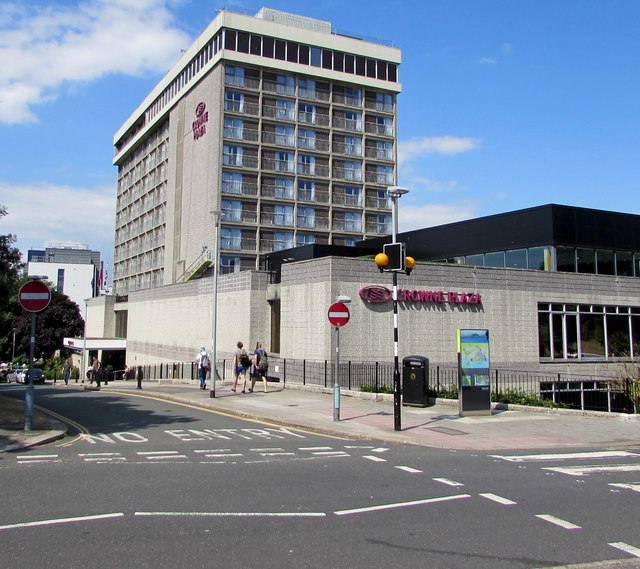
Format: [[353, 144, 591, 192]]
[[402, 355, 431, 407]]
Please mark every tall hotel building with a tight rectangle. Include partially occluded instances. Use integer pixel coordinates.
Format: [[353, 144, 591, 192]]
[[113, 8, 401, 294]]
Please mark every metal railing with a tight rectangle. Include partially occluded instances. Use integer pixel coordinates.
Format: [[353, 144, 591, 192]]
[[55, 359, 637, 415]]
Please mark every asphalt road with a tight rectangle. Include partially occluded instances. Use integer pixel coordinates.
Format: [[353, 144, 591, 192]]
[[2, 385, 640, 569]]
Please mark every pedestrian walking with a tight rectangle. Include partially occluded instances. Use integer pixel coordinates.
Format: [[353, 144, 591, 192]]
[[195, 347, 210, 390], [249, 342, 269, 393], [62, 360, 72, 386], [231, 341, 250, 393], [92, 357, 101, 390]]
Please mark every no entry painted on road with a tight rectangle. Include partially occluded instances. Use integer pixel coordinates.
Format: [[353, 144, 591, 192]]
[[328, 302, 350, 327], [19, 280, 51, 312]]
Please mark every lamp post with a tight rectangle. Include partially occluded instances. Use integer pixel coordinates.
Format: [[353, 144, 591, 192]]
[[209, 209, 222, 398]]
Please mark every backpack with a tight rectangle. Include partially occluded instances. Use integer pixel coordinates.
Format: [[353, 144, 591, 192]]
[[200, 352, 210, 369], [257, 349, 269, 372], [239, 350, 251, 368]]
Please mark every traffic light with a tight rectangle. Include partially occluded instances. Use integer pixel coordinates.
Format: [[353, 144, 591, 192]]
[[383, 243, 406, 271]]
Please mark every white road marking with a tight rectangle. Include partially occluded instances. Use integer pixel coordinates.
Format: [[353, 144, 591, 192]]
[[609, 542, 640, 558], [371, 448, 389, 453], [543, 464, 640, 476], [491, 451, 640, 463], [334, 494, 471, 516], [433, 477, 464, 486], [535, 514, 581, 529], [135, 511, 326, 518], [136, 451, 187, 460], [0, 513, 124, 531], [479, 493, 517, 505], [309, 451, 349, 456], [299, 447, 333, 451], [363, 455, 387, 462], [609, 483, 640, 493], [395, 466, 423, 474], [17, 454, 60, 464]]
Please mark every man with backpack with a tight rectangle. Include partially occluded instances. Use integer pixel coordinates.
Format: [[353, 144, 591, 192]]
[[231, 341, 250, 393], [196, 347, 210, 390], [249, 341, 269, 393]]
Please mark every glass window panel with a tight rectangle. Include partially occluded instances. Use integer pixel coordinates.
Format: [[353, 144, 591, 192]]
[[597, 249, 615, 275], [344, 54, 355, 73], [249, 34, 261, 55], [616, 251, 633, 276], [310, 47, 321, 67], [566, 314, 578, 358], [376, 60, 387, 80], [286, 41, 298, 63], [322, 49, 332, 69], [556, 246, 576, 272], [334, 52, 344, 72], [632, 316, 640, 357], [275, 39, 286, 60], [366, 58, 376, 78], [552, 313, 563, 359], [577, 247, 595, 273], [580, 313, 605, 358], [607, 314, 631, 357], [355, 56, 365, 75], [388, 64, 397, 82], [538, 312, 551, 358], [484, 251, 505, 267], [465, 254, 484, 266], [298, 45, 309, 64], [528, 246, 547, 270], [237, 32, 249, 53], [262, 36, 274, 58], [505, 249, 527, 269], [224, 29, 236, 50]]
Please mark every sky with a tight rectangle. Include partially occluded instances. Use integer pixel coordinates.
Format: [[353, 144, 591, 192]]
[[1, 0, 639, 276]]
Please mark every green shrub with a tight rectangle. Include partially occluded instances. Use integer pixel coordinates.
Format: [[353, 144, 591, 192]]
[[360, 383, 394, 394]]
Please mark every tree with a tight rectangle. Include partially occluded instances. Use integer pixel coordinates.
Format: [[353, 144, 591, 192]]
[[0, 206, 24, 360], [12, 289, 84, 363]]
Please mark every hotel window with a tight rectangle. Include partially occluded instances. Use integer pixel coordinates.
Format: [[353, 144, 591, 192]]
[[276, 75, 295, 95], [222, 171, 243, 194], [297, 207, 315, 228], [298, 79, 316, 99], [222, 199, 242, 222], [344, 136, 361, 156], [221, 256, 241, 274], [275, 205, 294, 226], [224, 117, 243, 139], [376, 115, 393, 136], [538, 303, 640, 360], [298, 180, 315, 202], [225, 65, 244, 87], [344, 161, 362, 181], [274, 177, 294, 199], [224, 91, 244, 113], [297, 233, 315, 246], [273, 231, 294, 251], [484, 251, 505, 268], [298, 103, 316, 124], [275, 99, 295, 121], [221, 227, 241, 250], [344, 87, 362, 106], [344, 111, 362, 131], [223, 145, 243, 166], [376, 165, 393, 185], [275, 151, 294, 173], [275, 125, 295, 146], [344, 185, 361, 206], [344, 211, 361, 232], [376, 140, 392, 160], [298, 128, 316, 150], [297, 154, 315, 176], [375, 92, 393, 112]]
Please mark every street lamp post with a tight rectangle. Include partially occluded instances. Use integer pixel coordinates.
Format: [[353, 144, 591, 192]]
[[209, 209, 222, 398]]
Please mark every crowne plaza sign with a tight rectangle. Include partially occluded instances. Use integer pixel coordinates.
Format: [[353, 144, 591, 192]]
[[359, 285, 481, 305]]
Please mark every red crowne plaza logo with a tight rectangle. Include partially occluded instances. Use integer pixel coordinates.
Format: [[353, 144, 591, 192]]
[[359, 285, 392, 303]]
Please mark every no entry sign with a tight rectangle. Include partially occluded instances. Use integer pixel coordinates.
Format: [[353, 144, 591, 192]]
[[19, 280, 51, 313], [328, 302, 350, 327]]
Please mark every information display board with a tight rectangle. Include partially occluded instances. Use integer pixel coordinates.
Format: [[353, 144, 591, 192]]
[[458, 329, 491, 416]]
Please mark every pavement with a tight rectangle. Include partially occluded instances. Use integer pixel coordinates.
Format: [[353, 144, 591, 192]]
[[3, 378, 640, 453]]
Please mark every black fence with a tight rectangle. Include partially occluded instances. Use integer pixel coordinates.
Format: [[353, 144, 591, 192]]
[[48, 358, 638, 414]]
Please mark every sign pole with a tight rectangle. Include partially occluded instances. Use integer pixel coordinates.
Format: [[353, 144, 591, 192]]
[[25, 312, 36, 431], [334, 326, 340, 421]]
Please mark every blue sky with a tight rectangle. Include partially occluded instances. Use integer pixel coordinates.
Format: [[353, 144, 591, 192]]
[[1, 0, 639, 275]]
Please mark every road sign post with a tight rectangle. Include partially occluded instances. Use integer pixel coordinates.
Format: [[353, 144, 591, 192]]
[[18, 280, 52, 431], [328, 302, 350, 421]]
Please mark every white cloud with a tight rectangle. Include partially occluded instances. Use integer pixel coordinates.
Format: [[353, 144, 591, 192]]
[[0, 0, 191, 124], [398, 136, 480, 166], [398, 202, 478, 232], [1, 182, 115, 262], [478, 57, 497, 65]]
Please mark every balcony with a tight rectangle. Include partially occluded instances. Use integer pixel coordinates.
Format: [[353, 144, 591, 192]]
[[333, 142, 363, 157], [365, 123, 393, 136], [332, 116, 362, 132], [221, 180, 258, 196], [223, 127, 259, 143], [333, 192, 362, 207], [365, 146, 393, 161], [365, 98, 394, 113], [365, 222, 391, 235], [297, 163, 329, 177], [332, 219, 362, 232], [333, 167, 363, 182], [261, 131, 295, 147], [260, 212, 294, 227], [365, 171, 394, 185], [259, 238, 294, 253], [298, 86, 330, 101], [297, 137, 330, 152], [221, 210, 257, 224], [365, 196, 391, 209], [297, 188, 329, 203], [222, 154, 259, 169], [332, 93, 363, 107], [223, 100, 259, 116], [261, 158, 295, 173], [298, 111, 330, 127], [297, 215, 330, 229], [262, 105, 295, 121], [220, 237, 257, 252], [260, 184, 295, 200], [224, 75, 260, 89], [263, 79, 296, 96]]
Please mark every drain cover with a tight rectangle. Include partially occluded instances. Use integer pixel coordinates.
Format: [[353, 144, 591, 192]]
[[425, 426, 468, 436]]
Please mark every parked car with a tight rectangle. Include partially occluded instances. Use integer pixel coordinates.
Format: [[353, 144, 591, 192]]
[[7, 369, 25, 383], [17, 369, 44, 384]]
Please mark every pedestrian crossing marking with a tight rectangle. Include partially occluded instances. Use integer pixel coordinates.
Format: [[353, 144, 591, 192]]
[[543, 464, 640, 476], [609, 482, 640, 493], [491, 451, 640, 463]]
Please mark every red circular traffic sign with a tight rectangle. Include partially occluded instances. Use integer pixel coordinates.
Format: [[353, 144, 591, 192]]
[[19, 280, 51, 312], [328, 302, 350, 327]]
